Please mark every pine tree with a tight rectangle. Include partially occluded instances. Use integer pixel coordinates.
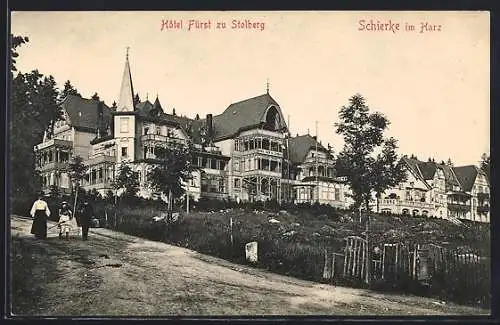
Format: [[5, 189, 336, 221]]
[[60, 80, 81, 99]]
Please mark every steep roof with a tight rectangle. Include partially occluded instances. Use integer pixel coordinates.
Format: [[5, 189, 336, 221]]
[[211, 93, 287, 140], [452, 165, 479, 192], [439, 164, 461, 190], [418, 161, 437, 180], [61, 95, 111, 131], [288, 134, 327, 164], [136, 100, 153, 114], [117, 54, 135, 112]]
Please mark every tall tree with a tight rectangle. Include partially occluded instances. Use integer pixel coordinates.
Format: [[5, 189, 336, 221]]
[[10, 34, 29, 73], [113, 164, 140, 199], [68, 155, 88, 216], [371, 138, 407, 213], [10, 35, 65, 198], [335, 94, 406, 212], [91, 92, 100, 101], [480, 153, 490, 178], [60, 80, 81, 99], [134, 93, 140, 106], [147, 143, 198, 221]]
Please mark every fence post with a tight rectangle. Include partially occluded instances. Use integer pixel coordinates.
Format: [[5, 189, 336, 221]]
[[331, 253, 336, 282], [381, 244, 386, 280], [343, 239, 348, 277]]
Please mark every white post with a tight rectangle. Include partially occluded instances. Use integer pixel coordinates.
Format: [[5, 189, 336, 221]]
[[230, 216, 233, 245], [186, 180, 190, 214]]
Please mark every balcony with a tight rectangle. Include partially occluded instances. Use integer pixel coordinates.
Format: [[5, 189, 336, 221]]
[[86, 153, 116, 166], [242, 169, 281, 177], [37, 161, 69, 172], [140, 134, 186, 146], [379, 199, 434, 211], [448, 202, 471, 212], [477, 205, 489, 214], [241, 148, 283, 158], [34, 138, 73, 151], [303, 156, 334, 165]]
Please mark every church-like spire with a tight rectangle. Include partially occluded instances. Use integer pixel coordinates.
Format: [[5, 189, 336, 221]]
[[117, 47, 135, 112]]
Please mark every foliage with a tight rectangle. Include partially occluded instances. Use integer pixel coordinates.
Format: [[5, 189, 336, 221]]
[[11, 61, 63, 197], [68, 155, 88, 188], [10, 34, 29, 73], [113, 164, 140, 198], [480, 153, 490, 179], [334, 94, 406, 211], [147, 143, 199, 215], [60, 80, 81, 99], [91, 92, 100, 101]]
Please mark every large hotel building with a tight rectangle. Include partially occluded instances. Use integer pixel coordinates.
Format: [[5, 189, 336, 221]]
[[34, 53, 490, 223]]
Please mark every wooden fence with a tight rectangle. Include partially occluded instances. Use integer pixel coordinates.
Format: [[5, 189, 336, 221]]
[[323, 237, 490, 305]]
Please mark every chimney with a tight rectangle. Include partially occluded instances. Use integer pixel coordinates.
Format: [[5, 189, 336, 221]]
[[206, 114, 213, 138]]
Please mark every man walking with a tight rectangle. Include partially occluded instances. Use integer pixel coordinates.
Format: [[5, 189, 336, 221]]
[[80, 201, 93, 240]]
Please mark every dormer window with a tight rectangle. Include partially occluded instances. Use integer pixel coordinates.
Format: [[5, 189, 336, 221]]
[[144, 127, 149, 135]]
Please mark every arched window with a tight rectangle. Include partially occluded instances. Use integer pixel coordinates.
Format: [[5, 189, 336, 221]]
[[263, 106, 281, 131]]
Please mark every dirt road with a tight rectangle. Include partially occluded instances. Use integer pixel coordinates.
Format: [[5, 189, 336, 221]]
[[9, 216, 489, 317]]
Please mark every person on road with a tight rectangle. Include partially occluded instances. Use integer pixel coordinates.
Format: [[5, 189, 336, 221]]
[[80, 201, 93, 241], [30, 193, 51, 240], [58, 201, 73, 239]]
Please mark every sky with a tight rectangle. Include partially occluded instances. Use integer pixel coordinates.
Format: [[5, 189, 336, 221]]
[[11, 11, 490, 166]]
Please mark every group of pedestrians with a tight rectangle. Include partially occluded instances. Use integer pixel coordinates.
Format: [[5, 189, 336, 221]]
[[30, 193, 93, 241]]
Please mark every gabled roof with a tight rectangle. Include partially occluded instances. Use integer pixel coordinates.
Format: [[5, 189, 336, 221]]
[[439, 164, 461, 190], [136, 100, 153, 114], [288, 134, 327, 164], [418, 161, 437, 180], [211, 93, 287, 140], [61, 95, 111, 131], [401, 157, 432, 189], [452, 165, 479, 192]]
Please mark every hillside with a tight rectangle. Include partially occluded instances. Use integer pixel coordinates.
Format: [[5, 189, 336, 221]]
[[10, 216, 488, 316]]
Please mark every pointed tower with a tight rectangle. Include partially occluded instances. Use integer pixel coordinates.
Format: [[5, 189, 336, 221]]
[[117, 47, 135, 112], [153, 95, 164, 113], [114, 47, 137, 164]]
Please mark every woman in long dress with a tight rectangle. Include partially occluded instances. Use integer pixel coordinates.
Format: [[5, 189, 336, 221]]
[[30, 193, 51, 239]]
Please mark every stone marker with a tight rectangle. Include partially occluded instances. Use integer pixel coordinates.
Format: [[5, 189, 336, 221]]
[[245, 241, 258, 263]]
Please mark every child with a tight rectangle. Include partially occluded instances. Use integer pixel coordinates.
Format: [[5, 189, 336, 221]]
[[58, 201, 73, 239]]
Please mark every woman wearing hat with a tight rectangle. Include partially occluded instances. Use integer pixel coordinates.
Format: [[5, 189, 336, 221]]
[[58, 201, 73, 239], [30, 192, 51, 239]]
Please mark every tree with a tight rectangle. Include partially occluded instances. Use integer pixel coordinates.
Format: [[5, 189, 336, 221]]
[[147, 143, 198, 221], [10, 34, 29, 73], [335, 94, 406, 213], [480, 153, 490, 179], [113, 164, 140, 199], [172, 108, 177, 116], [11, 70, 63, 196], [371, 138, 407, 213], [60, 80, 81, 99], [91, 92, 100, 101], [111, 101, 117, 111], [446, 158, 454, 167], [134, 93, 140, 105], [68, 155, 88, 216]]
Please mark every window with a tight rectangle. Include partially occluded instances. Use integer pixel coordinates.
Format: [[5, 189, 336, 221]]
[[234, 160, 240, 172], [144, 127, 149, 135], [197, 157, 203, 166], [121, 147, 128, 157], [211, 159, 217, 169], [234, 178, 241, 188], [120, 118, 130, 133], [156, 127, 161, 135]]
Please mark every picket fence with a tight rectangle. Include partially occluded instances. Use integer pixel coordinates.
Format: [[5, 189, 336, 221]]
[[323, 236, 490, 305]]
